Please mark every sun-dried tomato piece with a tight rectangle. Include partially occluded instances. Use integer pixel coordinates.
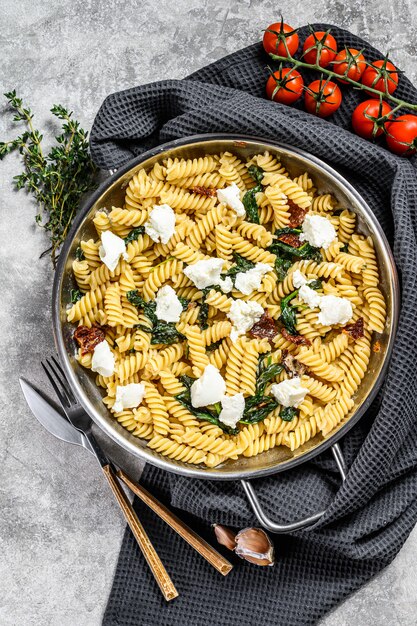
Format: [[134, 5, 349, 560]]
[[278, 232, 302, 247], [250, 312, 278, 341], [342, 317, 364, 340], [74, 325, 106, 355], [373, 341, 381, 353], [288, 199, 308, 228], [190, 186, 217, 197], [281, 328, 311, 346]]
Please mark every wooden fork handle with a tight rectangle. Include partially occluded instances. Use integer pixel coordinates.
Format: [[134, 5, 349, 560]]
[[102, 464, 178, 601]]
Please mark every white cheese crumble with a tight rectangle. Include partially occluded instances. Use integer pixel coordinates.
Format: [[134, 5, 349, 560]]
[[271, 377, 308, 408], [144, 204, 176, 244], [190, 365, 226, 408], [227, 299, 264, 342], [219, 393, 245, 428], [183, 257, 226, 290], [99, 230, 128, 272], [234, 263, 273, 296], [318, 295, 353, 325], [91, 340, 115, 377], [300, 214, 336, 250], [298, 284, 322, 308], [113, 383, 145, 413], [292, 269, 309, 289], [216, 183, 245, 217], [155, 285, 183, 323], [218, 276, 233, 294]]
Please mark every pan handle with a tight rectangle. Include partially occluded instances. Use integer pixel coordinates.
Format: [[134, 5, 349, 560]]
[[240, 443, 348, 533]]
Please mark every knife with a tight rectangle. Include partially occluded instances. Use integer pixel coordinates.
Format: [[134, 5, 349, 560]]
[[19, 378, 94, 454]]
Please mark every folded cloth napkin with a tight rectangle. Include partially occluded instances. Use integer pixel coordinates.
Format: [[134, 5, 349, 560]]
[[91, 24, 417, 626]]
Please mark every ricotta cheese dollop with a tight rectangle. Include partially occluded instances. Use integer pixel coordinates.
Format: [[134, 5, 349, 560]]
[[184, 258, 226, 290], [298, 284, 322, 308], [144, 204, 176, 244], [112, 383, 146, 413], [99, 230, 128, 272], [271, 377, 308, 408], [299, 214, 336, 250], [91, 340, 115, 377], [318, 295, 353, 325], [227, 299, 264, 342], [190, 365, 226, 408], [234, 263, 272, 296], [155, 285, 183, 323], [216, 183, 245, 217], [292, 269, 309, 289], [219, 393, 245, 428]]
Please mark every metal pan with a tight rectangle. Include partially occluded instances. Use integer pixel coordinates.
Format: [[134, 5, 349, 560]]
[[53, 135, 399, 532]]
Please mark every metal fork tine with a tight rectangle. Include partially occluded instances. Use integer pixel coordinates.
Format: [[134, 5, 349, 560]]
[[51, 355, 78, 404], [41, 360, 72, 410]]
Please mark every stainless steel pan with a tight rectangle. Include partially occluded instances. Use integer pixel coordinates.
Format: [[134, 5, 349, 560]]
[[53, 135, 399, 532]]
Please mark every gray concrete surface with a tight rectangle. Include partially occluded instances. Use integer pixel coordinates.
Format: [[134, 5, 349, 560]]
[[1, 1, 417, 624]]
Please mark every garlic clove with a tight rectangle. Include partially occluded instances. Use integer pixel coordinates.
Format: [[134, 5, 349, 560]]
[[234, 527, 275, 566], [213, 524, 237, 551]]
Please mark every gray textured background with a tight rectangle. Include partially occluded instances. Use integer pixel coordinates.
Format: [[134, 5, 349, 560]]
[[1, 1, 417, 624]]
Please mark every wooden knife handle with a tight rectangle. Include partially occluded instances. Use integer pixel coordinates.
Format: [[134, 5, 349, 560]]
[[117, 469, 233, 576], [102, 464, 178, 601]]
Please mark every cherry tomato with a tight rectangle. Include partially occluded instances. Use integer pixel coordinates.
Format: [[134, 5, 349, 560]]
[[302, 31, 337, 68], [351, 99, 393, 139], [386, 115, 417, 155], [304, 80, 342, 117], [361, 59, 399, 95], [332, 48, 366, 83], [266, 68, 304, 105], [263, 22, 299, 57]]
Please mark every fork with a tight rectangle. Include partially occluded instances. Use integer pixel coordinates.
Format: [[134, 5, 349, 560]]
[[41, 356, 178, 601]]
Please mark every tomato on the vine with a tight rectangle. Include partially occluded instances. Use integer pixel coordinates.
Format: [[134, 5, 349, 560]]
[[302, 31, 337, 68], [304, 79, 342, 117], [266, 68, 304, 104], [361, 59, 399, 95], [351, 99, 392, 139], [332, 48, 366, 83], [263, 21, 299, 57], [386, 115, 417, 155]]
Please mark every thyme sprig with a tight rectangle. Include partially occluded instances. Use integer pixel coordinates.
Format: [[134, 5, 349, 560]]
[[0, 91, 97, 265]]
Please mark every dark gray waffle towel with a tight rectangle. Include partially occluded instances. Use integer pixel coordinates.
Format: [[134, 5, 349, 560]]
[[90, 24, 417, 626]]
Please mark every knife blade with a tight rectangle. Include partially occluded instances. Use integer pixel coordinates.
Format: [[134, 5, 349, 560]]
[[19, 378, 93, 454]]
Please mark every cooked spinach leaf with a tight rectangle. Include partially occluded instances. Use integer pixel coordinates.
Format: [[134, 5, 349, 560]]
[[239, 356, 282, 424], [247, 164, 264, 185], [269, 227, 322, 263], [274, 254, 293, 281], [206, 339, 223, 352], [279, 279, 322, 335], [257, 362, 284, 394], [75, 246, 84, 261], [124, 226, 145, 244], [280, 407, 297, 421], [279, 290, 298, 335], [128, 289, 185, 345], [242, 184, 262, 224], [222, 253, 256, 286], [175, 386, 238, 435], [70, 288, 82, 303]]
